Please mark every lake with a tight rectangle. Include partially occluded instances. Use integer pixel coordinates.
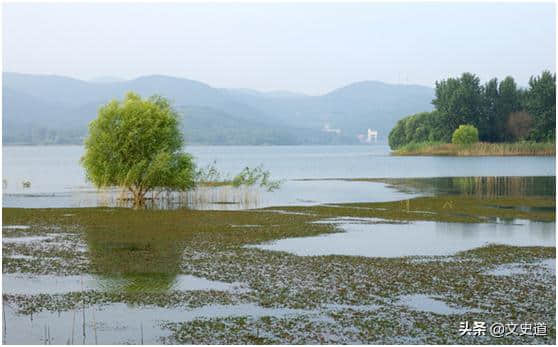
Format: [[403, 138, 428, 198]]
[[2, 145, 556, 344], [2, 145, 555, 208]]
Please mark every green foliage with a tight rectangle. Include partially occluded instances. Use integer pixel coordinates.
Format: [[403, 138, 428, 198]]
[[451, 125, 479, 145], [387, 119, 406, 149], [433, 73, 483, 133], [480, 76, 523, 142], [388, 111, 445, 149], [389, 71, 555, 149], [524, 71, 556, 142], [81, 92, 195, 207]]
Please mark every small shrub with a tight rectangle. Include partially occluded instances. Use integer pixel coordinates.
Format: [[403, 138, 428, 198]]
[[452, 125, 479, 145]]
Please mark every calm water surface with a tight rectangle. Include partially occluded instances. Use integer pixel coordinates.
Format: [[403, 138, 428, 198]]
[[249, 218, 556, 257], [2, 145, 555, 208]]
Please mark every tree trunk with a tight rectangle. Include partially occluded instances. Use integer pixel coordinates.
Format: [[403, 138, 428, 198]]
[[131, 187, 147, 209]]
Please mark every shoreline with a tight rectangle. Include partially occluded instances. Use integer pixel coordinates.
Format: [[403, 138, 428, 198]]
[[391, 142, 555, 156]]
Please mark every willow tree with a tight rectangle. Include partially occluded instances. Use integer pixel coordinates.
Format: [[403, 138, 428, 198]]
[[81, 92, 195, 208]]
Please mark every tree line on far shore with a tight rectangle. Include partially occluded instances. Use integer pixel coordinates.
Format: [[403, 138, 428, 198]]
[[388, 71, 556, 149]]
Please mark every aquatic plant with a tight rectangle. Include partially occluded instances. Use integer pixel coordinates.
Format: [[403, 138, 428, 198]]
[[196, 162, 282, 192], [195, 161, 224, 184], [231, 165, 282, 192]]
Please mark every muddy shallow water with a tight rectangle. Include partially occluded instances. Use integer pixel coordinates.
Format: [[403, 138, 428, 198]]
[[2, 273, 246, 295], [2, 302, 319, 344]]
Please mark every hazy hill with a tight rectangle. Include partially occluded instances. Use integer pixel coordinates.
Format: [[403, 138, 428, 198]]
[[3, 72, 434, 145], [223, 81, 435, 138]]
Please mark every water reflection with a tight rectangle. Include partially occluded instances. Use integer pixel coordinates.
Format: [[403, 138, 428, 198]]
[[96, 273, 218, 294], [3, 224, 244, 297], [82, 227, 185, 294], [382, 176, 555, 198], [2, 302, 315, 344], [3, 180, 418, 209]]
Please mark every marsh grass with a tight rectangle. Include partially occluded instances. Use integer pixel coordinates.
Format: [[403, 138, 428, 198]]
[[91, 185, 264, 210], [393, 141, 555, 156]]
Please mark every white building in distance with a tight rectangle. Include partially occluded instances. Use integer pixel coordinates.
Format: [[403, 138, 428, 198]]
[[367, 129, 378, 143]]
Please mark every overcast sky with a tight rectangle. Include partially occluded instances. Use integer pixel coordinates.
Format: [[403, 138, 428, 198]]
[[3, 2, 556, 94]]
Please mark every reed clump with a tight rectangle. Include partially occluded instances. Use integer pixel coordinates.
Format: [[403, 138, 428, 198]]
[[393, 141, 555, 156]]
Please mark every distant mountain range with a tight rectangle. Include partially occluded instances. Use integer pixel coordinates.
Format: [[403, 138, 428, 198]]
[[2, 72, 434, 145]]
